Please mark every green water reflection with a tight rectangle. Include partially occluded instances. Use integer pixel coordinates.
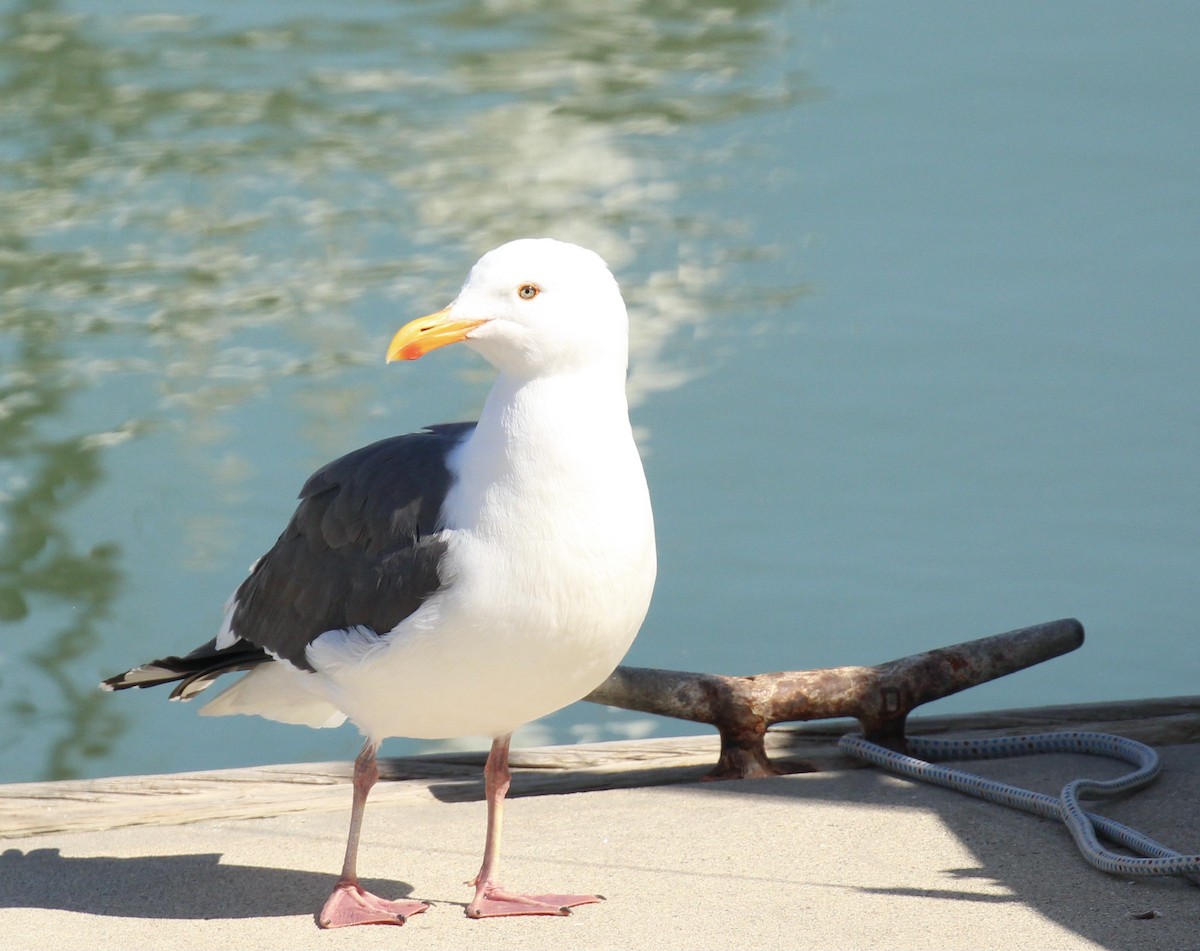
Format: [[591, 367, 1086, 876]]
[[1, 0, 810, 779], [0, 323, 125, 779]]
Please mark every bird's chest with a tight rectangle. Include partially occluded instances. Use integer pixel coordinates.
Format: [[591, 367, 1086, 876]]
[[434, 406, 656, 647], [454, 501, 652, 627]]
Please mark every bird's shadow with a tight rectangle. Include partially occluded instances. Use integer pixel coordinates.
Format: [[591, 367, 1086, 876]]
[[0, 847, 417, 921]]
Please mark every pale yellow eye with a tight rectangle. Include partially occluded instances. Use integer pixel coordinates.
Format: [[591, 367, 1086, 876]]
[[517, 283, 540, 300]]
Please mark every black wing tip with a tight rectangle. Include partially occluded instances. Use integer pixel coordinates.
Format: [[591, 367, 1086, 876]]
[[99, 664, 185, 693], [100, 644, 271, 697]]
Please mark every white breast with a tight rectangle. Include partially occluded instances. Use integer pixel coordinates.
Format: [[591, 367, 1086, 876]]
[[307, 369, 657, 742]]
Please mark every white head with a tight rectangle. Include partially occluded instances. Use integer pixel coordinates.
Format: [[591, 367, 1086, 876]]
[[388, 239, 629, 380]]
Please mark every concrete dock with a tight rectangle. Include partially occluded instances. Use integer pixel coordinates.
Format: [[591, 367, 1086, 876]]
[[2, 702, 1198, 950]]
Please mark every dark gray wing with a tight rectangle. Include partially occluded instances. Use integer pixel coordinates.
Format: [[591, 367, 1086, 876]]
[[228, 422, 475, 669], [102, 421, 475, 693]]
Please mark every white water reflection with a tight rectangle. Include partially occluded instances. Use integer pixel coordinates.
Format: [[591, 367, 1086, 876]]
[[1, 0, 810, 779]]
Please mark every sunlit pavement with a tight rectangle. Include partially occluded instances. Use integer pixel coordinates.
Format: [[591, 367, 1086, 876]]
[[2, 739, 1196, 951]]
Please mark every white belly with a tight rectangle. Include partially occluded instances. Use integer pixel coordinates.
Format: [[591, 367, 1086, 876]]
[[307, 516, 656, 741]]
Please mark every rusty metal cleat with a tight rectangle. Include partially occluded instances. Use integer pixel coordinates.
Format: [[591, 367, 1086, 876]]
[[585, 618, 1085, 779]]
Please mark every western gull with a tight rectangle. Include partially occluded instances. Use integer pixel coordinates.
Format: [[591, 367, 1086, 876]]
[[102, 238, 657, 927]]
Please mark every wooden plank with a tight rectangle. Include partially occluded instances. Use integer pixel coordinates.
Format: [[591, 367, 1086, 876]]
[[0, 739, 728, 838], [3, 696, 1197, 838]]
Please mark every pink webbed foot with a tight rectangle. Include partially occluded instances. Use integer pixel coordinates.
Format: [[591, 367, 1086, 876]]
[[466, 884, 603, 919], [317, 880, 429, 929]]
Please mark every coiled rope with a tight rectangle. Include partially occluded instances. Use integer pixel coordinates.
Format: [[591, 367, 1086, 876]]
[[838, 730, 1200, 879]]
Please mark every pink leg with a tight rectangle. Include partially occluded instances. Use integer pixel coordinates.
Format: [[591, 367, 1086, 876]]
[[465, 734, 604, 919], [317, 741, 429, 929]]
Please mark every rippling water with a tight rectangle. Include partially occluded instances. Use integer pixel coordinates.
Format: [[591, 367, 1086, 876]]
[[2, 1, 1197, 781]]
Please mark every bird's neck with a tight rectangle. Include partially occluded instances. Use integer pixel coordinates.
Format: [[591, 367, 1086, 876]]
[[480, 367, 632, 447], [449, 367, 644, 530]]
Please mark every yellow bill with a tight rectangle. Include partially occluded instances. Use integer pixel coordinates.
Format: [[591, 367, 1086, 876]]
[[386, 308, 487, 362]]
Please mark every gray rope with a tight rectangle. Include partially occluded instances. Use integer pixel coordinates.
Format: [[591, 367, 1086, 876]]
[[838, 730, 1200, 879]]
